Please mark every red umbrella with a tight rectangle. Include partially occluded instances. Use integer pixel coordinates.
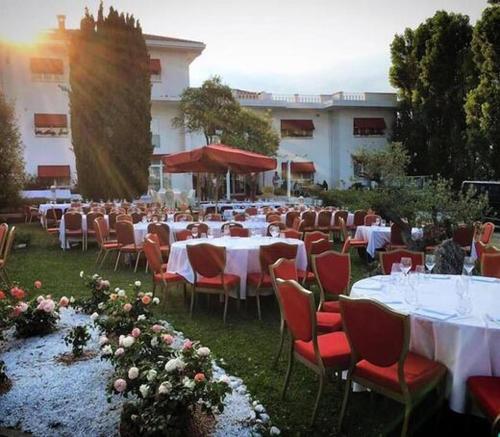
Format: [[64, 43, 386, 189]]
[[162, 144, 277, 174]]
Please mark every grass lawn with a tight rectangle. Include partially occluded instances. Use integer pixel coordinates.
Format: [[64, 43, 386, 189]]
[[4, 223, 493, 436]]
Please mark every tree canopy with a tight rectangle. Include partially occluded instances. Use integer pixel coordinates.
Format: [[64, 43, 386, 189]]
[[69, 4, 152, 200], [0, 91, 25, 209]]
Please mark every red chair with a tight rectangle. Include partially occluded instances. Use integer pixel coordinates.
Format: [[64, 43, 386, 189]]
[[143, 233, 184, 304], [480, 222, 495, 245], [63, 212, 85, 251], [312, 250, 350, 313], [380, 250, 424, 275], [331, 210, 348, 239], [476, 242, 500, 266], [453, 225, 475, 252], [147, 222, 170, 258], [316, 210, 332, 233], [341, 237, 351, 254], [304, 231, 330, 257], [481, 253, 500, 279], [266, 213, 281, 223], [348, 210, 367, 232], [338, 296, 447, 437], [339, 217, 367, 250], [364, 214, 381, 226], [270, 258, 343, 367], [301, 210, 316, 232], [0, 223, 8, 258], [248, 242, 298, 320], [245, 207, 258, 216], [85, 211, 104, 249], [233, 213, 247, 222], [0, 226, 16, 286], [114, 221, 143, 272], [230, 227, 249, 237], [387, 223, 407, 251], [116, 214, 133, 223], [285, 211, 300, 228], [283, 229, 301, 239], [175, 229, 192, 241], [310, 238, 331, 257], [130, 211, 144, 224], [266, 221, 286, 236], [174, 213, 193, 222], [204, 213, 222, 222], [276, 279, 351, 425], [186, 243, 240, 323], [94, 217, 120, 267], [467, 376, 500, 436], [187, 222, 209, 237]]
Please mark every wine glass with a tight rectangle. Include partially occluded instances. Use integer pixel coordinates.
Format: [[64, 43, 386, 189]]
[[270, 226, 280, 238], [207, 228, 214, 239], [223, 226, 230, 237], [456, 276, 472, 315], [463, 256, 475, 276], [191, 227, 198, 239], [400, 257, 412, 276], [425, 254, 436, 275]]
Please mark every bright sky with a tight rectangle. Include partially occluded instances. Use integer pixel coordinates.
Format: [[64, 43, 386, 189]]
[[0, 0, 488, 93]]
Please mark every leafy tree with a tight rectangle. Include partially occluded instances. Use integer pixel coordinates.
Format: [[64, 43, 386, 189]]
[[69, 5, 152, 200], [465, 2, 500, 179], [390, 11, 474, 183], [0, 91, 25, 209]]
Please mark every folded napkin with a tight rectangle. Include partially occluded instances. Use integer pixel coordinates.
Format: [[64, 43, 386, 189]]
[[471, 276, 498, 283], [413, 308, 456, 321]]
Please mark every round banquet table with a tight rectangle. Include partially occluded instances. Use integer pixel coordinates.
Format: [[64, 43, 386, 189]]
[[166, 236, 307, 299], [354, 225, 423, 257], [351, 274, 500, 413], [133, 220, 269, 245]]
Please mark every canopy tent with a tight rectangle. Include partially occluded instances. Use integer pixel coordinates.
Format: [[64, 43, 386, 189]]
[[162, 144, 277, 174]]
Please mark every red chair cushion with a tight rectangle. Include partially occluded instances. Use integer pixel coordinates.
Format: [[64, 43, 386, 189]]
[[355, 352, 446, 393], [196, 273, 240, 288], [120, 243, 142, 252], [66, 230, 83, 235], [103, 242, 120, 249], [468, 376, 500, 420], [321, 300, 341, 313], [350, 239, 367, 247], [295, 331, 351, 368], [298, 270, 315, 282], [153, 271, 184, 283], [247, 272, 273, 288], [316, 311, 343, 332]]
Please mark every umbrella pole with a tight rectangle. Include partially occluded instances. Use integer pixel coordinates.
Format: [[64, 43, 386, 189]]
[[226, 169, 231, 201], [196, 172, 201, 203]]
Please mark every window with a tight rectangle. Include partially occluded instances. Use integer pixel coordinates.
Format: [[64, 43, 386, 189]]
[[30, 58, 64, 82], [149, 58, 161, 82], [353, 118, 386, 136], [37, 165, 71, 185], [280, 120, 314, 138], [281, 161, 316, 183], [34, 113, 68, 136]]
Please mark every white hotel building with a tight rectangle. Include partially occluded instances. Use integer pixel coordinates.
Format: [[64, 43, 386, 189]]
[[0, 17, 397, 197]]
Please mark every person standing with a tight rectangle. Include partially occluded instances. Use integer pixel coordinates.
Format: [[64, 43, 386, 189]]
[[272, 171, 281, 193]]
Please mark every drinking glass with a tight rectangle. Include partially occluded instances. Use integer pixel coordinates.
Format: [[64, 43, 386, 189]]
[[270, 226, 279, 238], [207, 228, 214, 239], [400, 257, 412, 276], [463, 256, 475, 276], [375, 217, 381, 226], [381, 219, 386, 227], [425, 254, 436, 275], [191, 227, 198, 239], [223, 226, 230, 237]]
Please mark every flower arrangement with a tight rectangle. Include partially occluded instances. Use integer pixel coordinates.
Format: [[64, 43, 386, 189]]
[[75, 272, 111, 314], [64, 325, 91, 358]]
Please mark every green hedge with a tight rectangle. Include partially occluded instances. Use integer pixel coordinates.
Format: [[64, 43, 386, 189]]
[[318, 189, 380, 211]]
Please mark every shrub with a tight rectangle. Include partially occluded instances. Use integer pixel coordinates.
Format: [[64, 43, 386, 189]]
[[75, 272, 111, 314], [64, 325, 91, 357]]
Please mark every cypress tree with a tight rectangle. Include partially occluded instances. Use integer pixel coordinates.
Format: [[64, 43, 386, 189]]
[[69, 5, 152, 200]]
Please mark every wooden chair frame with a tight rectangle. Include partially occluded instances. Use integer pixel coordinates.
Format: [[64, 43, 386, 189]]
[[0, 226, 16, 287]]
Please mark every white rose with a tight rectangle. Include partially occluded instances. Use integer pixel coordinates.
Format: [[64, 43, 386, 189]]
[[134, 281, 142, 287], [114, 347, 125, 357], [98, 302, 105, 310], [69, 296, 75, 304], [128, 367, 139, 380], [36, 295, 44, 303], [80, 271, 84, 278], [99, 336, 109, 346], [182, 377, 195, 390], [152, 297, 160, 305], [197, 347, 211, 357], [114, 287, 120, 292], [165, 358, 185, 372], [147, 369, 157, 382], [119, 335, 125, 346], [93, 274, 99, 279], [158, 381, 172, 394], [101, 345, 113, 356], [118, 289, 126, 297], [90, 312, 99, 321], [270, 426, 281, 435], [151, 337, 159, 347], [137, 315, 146, 321], [102, 280, 110, 287], [122, 336, 135, 348], [139, 384, 149, 398], [146, 292, 152, 297]]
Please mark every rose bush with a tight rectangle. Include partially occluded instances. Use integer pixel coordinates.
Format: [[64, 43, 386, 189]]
[[75, 272, 111, 314]]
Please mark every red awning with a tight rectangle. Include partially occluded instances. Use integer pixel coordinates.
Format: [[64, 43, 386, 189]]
[[149, 59, 161, 75], [34, 114, 67, 128], [163, 144, 277, 174], [353, 118, 386, 129], [30, 58, 64, 75], [281, 120, 315, 131], [38, 165, 70, 178], [281, 161, 316, 173]]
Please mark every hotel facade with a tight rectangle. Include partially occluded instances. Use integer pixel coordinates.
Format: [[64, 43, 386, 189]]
[[0, 16, 397, 197]]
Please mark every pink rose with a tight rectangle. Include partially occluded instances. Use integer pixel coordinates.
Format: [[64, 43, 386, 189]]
[[131, 328, 141, 338], [183, 339, 192, 350], [59, 296, 69, 307], [194, 373, 206, 383], [114, 347, 125, 357], [17, 302, 28, 313], [141, 295, 151, 305], [151, 324, 162, 334], [123, 303, 132, 312], [34, 280, 42, 289], [162, 334, 174, 345], [114, 378, 127, 393]]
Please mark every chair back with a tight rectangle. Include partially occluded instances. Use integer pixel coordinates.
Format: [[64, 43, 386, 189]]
[[87, 212, 103, 229], [317, 210, 332, 228], [266, 213, 281, 223], [187, 222, 209, 236], [480, 222, 495, 244], [0, 223, 8, 258], [301, 211, 316, 229], [340, 296, 409, 367], [260, 242, 298, 272], [285, 211, 300, 228], [452, 225, 474, 247], [353, 210, 367, 227], [116, 214, 133, 223], [245, 207, 258, 216], [390, 223, 405, 246], [234, 213, 247, 222], [222, 222, 243, 230], [48, 207, 63, 222], [304, 231, 329, 257], [481, 253, 500, 278], [115, 221, 136, 246], [283, 229, 301, 239], [175, 229, 192, 241], [341, 237, 351, 254], [174, 213, 193, 222], [93, 217, 106, 247], [230, 227, 249, 237], [187, 244, 226, 278], [338, 217, 349, 242], [310, 239, 331, 257], [312, 250, 350, 297], [204, 213, 222, 222], [143, 233, 164, 274], [266, 221, 286, 236], [64, 212, 82, 231], [147, 222, 170, 246], [1, 226, 16, 265], [269, 258, 299, 284], [333, 210, 349, 228], [379, 249, 424, 275], [131, 211, 144, 224], [364, 214, 381, 226], [276, 279, 315, 342]]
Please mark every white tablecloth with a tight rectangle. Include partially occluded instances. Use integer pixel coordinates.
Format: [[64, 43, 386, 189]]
[[280, 211, 354, 227], [39, 203, 73, 216], [354, 225, 423, 257], [166, 236, 307, 299], [351, 274, 500, 413], [133, 220, 269, 246], [59, 214, 109, 249]]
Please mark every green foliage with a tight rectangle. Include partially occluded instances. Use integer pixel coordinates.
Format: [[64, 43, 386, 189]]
[[69, 4, 152, 200], [13, 297, 60, 338], [75, 271, 111, 314], [0, 91, 25, 209], [390, 11, 475, 182], [465, 2, 500, 179], [64, 325, 91, 357]]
